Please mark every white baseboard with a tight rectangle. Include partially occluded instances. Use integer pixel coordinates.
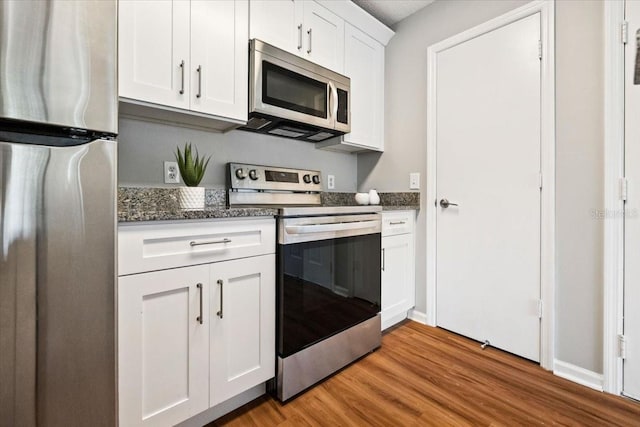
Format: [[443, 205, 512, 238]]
[[553, 359, 604, 392], [408, 309, 428, 325]]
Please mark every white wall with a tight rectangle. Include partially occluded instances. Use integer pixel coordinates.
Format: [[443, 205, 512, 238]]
[[118, 117, 358, 190], [555, 0, 604, 373], [358, 0, 604, 374]]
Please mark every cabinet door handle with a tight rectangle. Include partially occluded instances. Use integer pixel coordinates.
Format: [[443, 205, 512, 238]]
[[216, 279, 224, 319], [190, 238, 232, 247], [196, 65, 202, 98], [196, 283, 203, 324], [389, 221, 406, 225], [307, 28, 312, 54], [179, 60, 185, 94], [382, 248, 385, 271], [297, 24, 303, 50]]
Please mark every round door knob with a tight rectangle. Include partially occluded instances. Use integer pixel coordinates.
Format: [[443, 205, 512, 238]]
[[249, 169, 259, 180], [303, 174, 312, 183], [312, 175, 320, 184], [235, 168, 246, 179]]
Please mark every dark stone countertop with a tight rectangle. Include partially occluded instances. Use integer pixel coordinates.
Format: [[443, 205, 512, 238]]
[[118, 187, 419, 222]]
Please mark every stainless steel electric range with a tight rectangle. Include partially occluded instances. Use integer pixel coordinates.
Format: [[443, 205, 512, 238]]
[[227, 163, 382, 402]]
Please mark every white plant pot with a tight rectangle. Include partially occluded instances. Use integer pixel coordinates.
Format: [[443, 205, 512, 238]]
[[178, 186, 205, 210]]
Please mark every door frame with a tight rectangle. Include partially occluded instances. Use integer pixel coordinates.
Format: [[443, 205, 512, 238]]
[[425, 0, 556, 370], [603, 0, 625, 395]]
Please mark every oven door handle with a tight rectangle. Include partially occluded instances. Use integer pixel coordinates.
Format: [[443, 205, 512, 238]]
[[285, 220, 379, 235]]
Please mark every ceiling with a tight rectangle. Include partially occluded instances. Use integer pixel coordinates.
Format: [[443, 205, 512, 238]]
[[352, 0, 435, 28]]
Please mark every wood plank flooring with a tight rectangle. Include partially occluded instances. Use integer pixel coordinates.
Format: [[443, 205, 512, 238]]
[[209, 321, 640, 426]]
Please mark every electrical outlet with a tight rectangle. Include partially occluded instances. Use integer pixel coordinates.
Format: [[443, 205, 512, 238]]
[[327, 174, 335, 190], [409, 172, 420, 190], [164, 161, 180, 184]]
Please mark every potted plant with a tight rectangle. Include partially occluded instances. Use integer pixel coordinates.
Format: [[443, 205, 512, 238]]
[[175, 143, 211, 210]]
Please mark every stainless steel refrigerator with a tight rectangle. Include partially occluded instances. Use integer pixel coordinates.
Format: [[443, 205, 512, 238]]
[[0, 1, 117, 425]]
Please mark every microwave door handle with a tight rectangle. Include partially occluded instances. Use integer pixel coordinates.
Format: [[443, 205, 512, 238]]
[[328, 81, 338, 124]]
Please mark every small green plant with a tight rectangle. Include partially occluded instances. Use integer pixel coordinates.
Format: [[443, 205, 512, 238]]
[[174, 143, 211, 187]]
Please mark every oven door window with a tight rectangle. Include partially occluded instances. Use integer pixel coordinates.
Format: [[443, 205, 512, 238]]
[[278, 233, 381, 358], [262, 61, 328, 118]]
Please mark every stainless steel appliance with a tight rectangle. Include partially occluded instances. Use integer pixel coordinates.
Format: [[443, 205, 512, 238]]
[[227, 163, 381, 402], [239, 39, 351, 142], [0, 1, 117, 426]]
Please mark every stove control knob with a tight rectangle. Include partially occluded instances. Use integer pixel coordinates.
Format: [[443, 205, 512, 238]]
[[303, 174, 312, 184], [235, 168, 246, 180], [249, 169, 259, 180], [312, 175, 320, 185]]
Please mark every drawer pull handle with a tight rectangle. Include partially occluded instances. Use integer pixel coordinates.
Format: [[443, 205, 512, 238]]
[[217, 279, 224, 319], [196, 283, 203, 325], [389, 221, 406, 225], [382, 248, 385, 271], [190, 238, 232, 247]]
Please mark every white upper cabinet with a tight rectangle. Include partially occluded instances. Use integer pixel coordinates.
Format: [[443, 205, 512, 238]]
[[190, 0, 248, 121], [302, 1, 344, 73], [249, 0, 344, 72], [119, 0, 248, 123], [249, 0, 303, 56], [118, 0, 190, 109], [343, 23, 384, 151]]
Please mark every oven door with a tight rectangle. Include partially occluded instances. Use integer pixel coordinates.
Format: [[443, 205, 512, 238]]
[[277, 215, 381, 358]]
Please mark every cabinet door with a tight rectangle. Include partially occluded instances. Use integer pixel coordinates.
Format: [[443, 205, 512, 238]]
[[119, 0, 190, 109], [343, 23, 384, 151], [118, 265, 209, 427], [302, 1, 344, 72], [381, 234, 414, 330], [250, 0, 303, 55], [210, 254, 275, 407], [190, 0, 248, 121]]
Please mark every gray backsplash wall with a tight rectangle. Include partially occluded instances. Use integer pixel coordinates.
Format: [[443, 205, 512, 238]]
[[118, 117, 357, 191]]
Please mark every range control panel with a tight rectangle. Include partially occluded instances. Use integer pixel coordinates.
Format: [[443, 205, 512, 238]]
[[227, 163, 322, 192]]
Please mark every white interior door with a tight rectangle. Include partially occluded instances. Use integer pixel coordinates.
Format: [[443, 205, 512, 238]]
[[624, 0, 640, 401], [435, 13, 542, 362]]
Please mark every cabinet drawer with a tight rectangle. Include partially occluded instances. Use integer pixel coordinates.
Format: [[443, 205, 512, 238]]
[[118, 218, 275, 275], [382, 211, 415, 237]]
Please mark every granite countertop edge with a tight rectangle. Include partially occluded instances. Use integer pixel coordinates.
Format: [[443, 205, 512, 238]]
[[118, 207, 278, 223], [118, 187, 420, 222]]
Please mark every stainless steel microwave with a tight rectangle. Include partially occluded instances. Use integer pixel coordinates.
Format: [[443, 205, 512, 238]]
[[239, 39, 350, 142]]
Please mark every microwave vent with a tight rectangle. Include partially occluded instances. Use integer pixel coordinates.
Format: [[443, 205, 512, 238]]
[[245, 117, 271, 130], [306, 132, 334, 141], [268, 126, 307, 138]]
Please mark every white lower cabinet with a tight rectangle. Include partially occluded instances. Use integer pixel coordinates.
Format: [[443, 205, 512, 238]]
[[381, 211, 416, 330], [118, 218, 275, 427], [118, 265, 210, 427], [210, 255, 275, 407]]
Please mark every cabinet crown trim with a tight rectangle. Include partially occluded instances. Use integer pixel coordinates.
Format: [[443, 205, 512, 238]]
[[317, 0, 395, 46]]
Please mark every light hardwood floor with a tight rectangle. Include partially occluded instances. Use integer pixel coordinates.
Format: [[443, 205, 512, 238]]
[[210, 321, 640, 426]]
